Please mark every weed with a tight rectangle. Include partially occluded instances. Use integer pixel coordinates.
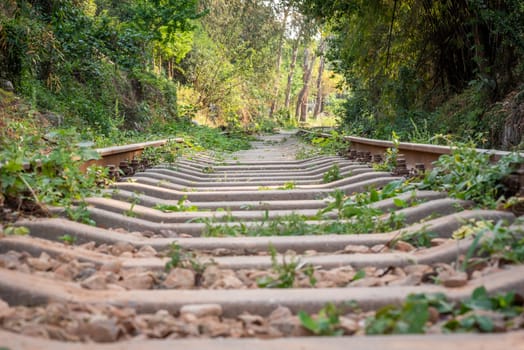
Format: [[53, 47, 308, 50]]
[[394, 229, 438, 248], [2, 226, 29, 236], [419, 142, 523, 208], [256, 244, 315, 288], [323, 164, 342, 183], [58, 234, 77, 245], [154, 196, 198, 212], [164, 242, 210, 275], [278, 181, 296, 190], [298, 303, 344, 336]]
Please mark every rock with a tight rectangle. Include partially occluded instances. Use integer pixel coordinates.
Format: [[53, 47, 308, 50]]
[[163, 268, 195, 289], [135, 245, 157, 258], [54, 264, 78, 281], [0, 298, 12, 319], [343, 245, 371, 254], [0, 253, 20, 269], [81, 274, 108, 290], [75, 267, 97, 280], [393, 240, 415, 252], [27, 252, 54, 271], [100, 261, 122, 274], [198, 316, 232, 337], [79, 242, 97, 250], [180, 304, 223, 318], [41, 112, 63, 127], [110, 241, 135, 256], [348, 277, 383, 287], [120, 272, 154, 290], [202, 265, 222, 287], [339, 316, 359, 334], [212, 274, 245, 289], [387, 273, 422, 286], [440, 270, 468, 288], [83, 316, 120, 342], [0, 79, 14, 92], [268, 306, 307, 336], [403, 264, 431, 275]]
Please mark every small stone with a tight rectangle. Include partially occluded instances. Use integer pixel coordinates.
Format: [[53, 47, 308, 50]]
[[159, 229, 178, 237], [100, 261, 122, 274], [120, 272, 154, 290], [79, 242, 97, 250], [110, 241, 135, 256], [343, 245, 371, 254], [54, 264, 77, 281], [349, 277, 383, 287], [163, 268, 195, 289], [0, 298, 12, 319], [339, 316, 359, 334], [393, 241, 415, 252], [428, 306, 440, 323], [27, 252, 54, 271], [83, 316, 120, 342], [180, 304, 223, 318], [135, 245, 157, 258], [75, 267, 97, 280], [440, 270, 468, 288], [403, 264, 431, 275], [212, 274, 245, 289], [0, 253, 19, 269], [387, 273, 422, 286], [0, 79, 14, 92], [202, 265, 221, 287], [81, 274, 107, 290]]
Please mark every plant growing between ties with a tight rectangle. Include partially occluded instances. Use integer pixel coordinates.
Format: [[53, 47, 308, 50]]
[[256, 244, 316, 288]]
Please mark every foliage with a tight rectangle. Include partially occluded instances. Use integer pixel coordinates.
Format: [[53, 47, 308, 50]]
[[164, 242, 207, 275], [256, 244, 316, 288], [298, 303, 344, 336], [395, 229, 438, 249], [318, 180, 408, 219], [322, 164, 341, 183], [154, 196, 198, 212], [296, 0, 524, 148], [0, 124, 108, 223], [202, 208, 406, 237], [453, 219, 524, 265], [373, 131, 400, 171], [366, 294, 432, 335], [58, 234, 77, 245], [419, 142, 523, 207], [2, 225, 29, 236]]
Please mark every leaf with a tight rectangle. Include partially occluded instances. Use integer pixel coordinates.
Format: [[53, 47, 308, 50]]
[[352, 269, 366, 281], [475, 315, 494, 332], [298, 311, 320, 333], [393, 198, 408, 208]]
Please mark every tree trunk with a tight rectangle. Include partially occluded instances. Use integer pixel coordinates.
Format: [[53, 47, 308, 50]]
[[269, 6, 290, 118], [295, 47, 316, 122], [313, 40, 326, 118], [284, 39, 299, 110]]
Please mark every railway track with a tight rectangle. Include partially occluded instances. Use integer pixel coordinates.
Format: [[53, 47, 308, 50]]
[[1, 131, 524, 349]]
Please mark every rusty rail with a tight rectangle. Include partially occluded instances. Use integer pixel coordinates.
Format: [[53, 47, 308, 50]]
[[299, 128, 523, 167], [81, 138, 184, 173]]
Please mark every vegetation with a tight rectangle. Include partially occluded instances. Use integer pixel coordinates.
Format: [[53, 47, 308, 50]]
[[366, 287, 523, 335], [256, 244, 316, 288], [295, 0, 524, 149], [418, 142, 523, 208]]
